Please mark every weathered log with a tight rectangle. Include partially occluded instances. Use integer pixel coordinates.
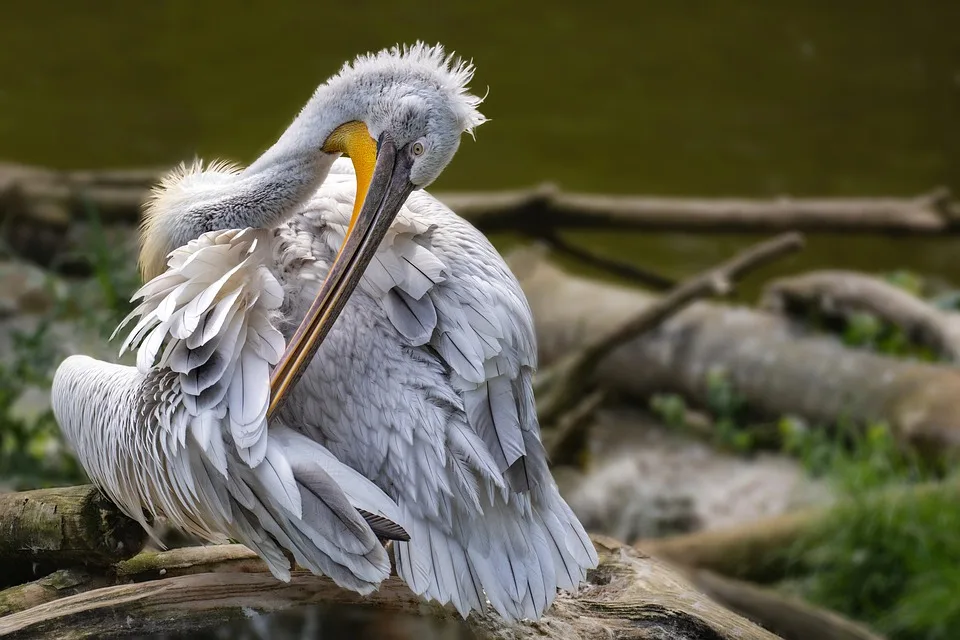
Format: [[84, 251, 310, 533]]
[[636, 481, 951, 584], [512, 253, 960, 457], [1, 162, 956, 234], [687, 570, 884, 640], [0, 536, 782, 640], [637, 509, 821, 584], [0, 486, 146, 574], [534, 233, 804, 427], [0, 571, 104, 618], [761, 269, 960, 361]]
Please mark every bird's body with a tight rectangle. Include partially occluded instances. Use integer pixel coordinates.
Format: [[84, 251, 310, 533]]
[[53, 44, 596, 621]]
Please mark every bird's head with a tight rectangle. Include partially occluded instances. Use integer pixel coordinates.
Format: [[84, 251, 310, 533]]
[[317, 43, 487, 228], [269, 43, 490, 412], [350, 43, 486, 187]]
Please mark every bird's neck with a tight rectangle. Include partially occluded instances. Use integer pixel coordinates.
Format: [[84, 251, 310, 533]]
[[216, 87, 361, 229], [140, 79, 369, 281]]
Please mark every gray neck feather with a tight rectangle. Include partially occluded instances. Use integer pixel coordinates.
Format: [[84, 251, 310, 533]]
[[177, 79, 366, 244]]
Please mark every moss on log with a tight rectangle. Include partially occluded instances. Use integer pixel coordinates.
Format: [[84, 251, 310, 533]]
[[0, 571, 104, 618], [0, 486, 146, 574]]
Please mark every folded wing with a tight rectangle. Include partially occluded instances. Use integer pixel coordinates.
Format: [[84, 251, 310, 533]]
[[54, 227, 406, 593]]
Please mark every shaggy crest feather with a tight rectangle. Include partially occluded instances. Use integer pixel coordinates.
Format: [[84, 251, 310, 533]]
[[334, 41, 487, 136]]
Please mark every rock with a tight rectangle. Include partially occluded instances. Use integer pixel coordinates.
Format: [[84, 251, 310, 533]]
[[0, 261, 59, 317], [560, 408, 831, 543]]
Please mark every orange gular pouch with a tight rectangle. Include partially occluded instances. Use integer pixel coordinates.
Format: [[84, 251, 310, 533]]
[[322, 120, 378, 242]]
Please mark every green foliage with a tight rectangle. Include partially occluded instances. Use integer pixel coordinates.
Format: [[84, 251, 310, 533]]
[[703, 368, 756, 452], [0, 320, 85, 488], [648, 393, 688, 429], [0, 205, 140, 489], [649, 369, 758, 452], [784, 418, 958, 640], [840, 311, 934, 360]]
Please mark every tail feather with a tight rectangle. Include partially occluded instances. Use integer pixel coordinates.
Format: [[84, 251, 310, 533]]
[[395, 484, 594, 621]]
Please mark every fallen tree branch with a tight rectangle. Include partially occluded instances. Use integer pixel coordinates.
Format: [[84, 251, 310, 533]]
[[0, 486, 146, 581], [0, 536, 781, 640], [761, 269, 960, 361], [636, 509, 821, 584], [687, 570, 884, 640], [528, 230, 676, 290], [636, 481, 951, 584], [1, 162, 956, 234], [534, 233, 804, 426], [514, 254, 960, 458], [542, 390, 605, 466], [114, 544, 263, 582], [0, 571, 104, 618]]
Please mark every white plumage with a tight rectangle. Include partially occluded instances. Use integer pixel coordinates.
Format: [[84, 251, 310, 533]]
[[52, 42, 596, 621]]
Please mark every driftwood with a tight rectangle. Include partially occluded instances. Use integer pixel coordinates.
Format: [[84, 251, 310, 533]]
[[1, 162, 956, 234], [512, 254, 960, 458], [0, 536, 782, 640], [761, 269, 960, 361], [534, 233, 805, 427], [0, 486, 146, 579]]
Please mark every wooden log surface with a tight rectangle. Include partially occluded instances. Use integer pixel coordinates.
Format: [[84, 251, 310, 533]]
[[0, 571, 103, 618], [512, 252, 960, 458], [0, 162, 956, 234], [761, 269, 960, 361], [0, 536, 782, 640], [0, 486, 146, 575]]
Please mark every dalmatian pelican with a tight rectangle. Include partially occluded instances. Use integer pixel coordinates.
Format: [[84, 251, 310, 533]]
[[52, 43, 597, 620]]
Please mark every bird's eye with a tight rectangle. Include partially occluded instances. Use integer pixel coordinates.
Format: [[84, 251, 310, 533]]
[[411, 141, 425, 156]]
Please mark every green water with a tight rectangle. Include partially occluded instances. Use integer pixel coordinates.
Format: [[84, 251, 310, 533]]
[[1, 1, 959, 283]]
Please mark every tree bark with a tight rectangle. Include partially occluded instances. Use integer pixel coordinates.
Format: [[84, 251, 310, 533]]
[[761, 269, 960, 361], [0, 571, 104, 618], [0, 536, 782, 640], [0, 486, 146, 580], [511, 252, 960, 457]]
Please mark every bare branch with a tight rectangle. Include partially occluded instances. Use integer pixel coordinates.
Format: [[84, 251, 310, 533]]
[[528, 230, 675, 290], [1, 162, 955, 234], [0, 571, 104, 617]]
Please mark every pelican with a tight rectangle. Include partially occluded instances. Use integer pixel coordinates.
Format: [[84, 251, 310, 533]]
[[52, 43, 597, 620]]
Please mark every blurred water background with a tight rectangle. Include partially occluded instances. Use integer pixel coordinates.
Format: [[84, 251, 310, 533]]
[[1, 1, 957, 287]]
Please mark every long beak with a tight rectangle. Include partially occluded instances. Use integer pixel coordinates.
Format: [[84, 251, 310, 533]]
[[268, 133, 415, 419]]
